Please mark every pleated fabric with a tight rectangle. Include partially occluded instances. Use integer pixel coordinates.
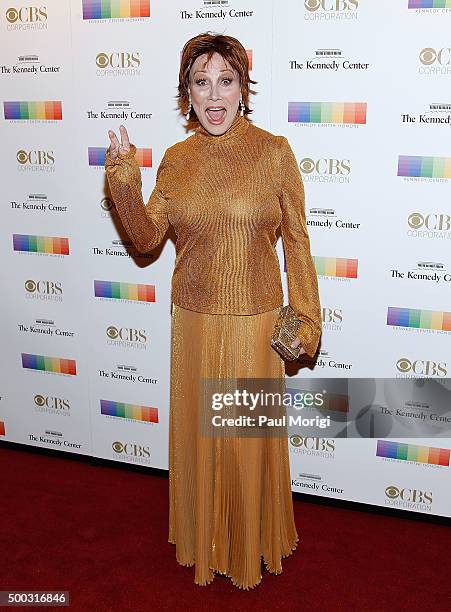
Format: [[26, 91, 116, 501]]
[[168, 303, 299, 590]]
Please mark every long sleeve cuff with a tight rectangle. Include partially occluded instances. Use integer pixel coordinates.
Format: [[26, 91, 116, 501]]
[[104, 142, 170, 253], [296, 319, 322, 359]]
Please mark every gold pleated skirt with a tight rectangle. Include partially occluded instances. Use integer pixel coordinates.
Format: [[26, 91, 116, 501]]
[[168, 303, 299, 590]]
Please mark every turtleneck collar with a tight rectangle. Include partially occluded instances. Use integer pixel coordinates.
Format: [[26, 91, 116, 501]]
[[194, 112, 250, 144]]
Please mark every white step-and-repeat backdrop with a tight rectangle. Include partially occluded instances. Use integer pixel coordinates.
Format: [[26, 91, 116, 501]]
[[1, 0, 450, 517]]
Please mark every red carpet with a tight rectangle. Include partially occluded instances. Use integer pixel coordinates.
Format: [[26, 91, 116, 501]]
[[1, 443, 450, 611]]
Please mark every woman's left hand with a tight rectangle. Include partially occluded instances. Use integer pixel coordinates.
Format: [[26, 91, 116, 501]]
[[290, 337, 306, 354]]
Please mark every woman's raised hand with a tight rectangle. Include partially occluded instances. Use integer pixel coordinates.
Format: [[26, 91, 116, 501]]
[[107, 124, 131, 160]]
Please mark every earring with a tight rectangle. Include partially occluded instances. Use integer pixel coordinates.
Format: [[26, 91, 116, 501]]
[[185, 91, 192, 121], [240, 97, 245, 116]]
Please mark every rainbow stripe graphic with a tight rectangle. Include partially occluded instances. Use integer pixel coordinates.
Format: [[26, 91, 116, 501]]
[[100, 399, 158, 423], [22, 353, 77, 375], [82, 0, 151, 19], [377, 440, 450, 466], [94, 280, 155, 302], [397, 155, 451, 179], [409, 0, 451, 7], [313, 256, 358, 278], [387, 307, 451, 331], [4, 101, 62, 120], [90, 147, 152, 167], [13, 234, 69, 255], [0, 421, 5, 436], [288, 102, 367, 124]]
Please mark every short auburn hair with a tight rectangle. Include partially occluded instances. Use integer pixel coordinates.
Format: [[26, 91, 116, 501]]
[[177, 32, 257, 128]]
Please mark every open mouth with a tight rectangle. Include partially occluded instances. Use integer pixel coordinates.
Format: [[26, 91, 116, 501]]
[[205, 106, 226, 124]]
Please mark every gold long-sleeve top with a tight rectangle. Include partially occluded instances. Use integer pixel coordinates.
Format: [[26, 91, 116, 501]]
[[104, 113, 322, 357]]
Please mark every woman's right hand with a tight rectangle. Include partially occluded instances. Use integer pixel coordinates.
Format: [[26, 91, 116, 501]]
[[107, 124, 131, 160]]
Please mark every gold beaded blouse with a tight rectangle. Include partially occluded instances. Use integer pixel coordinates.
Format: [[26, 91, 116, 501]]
[[105, 113, 322, 357]]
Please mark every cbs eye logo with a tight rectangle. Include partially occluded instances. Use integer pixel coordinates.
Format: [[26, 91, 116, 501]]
[[408, 213, 423, 229], [299, 159, 316, 174], [419, 48, 451, 66], [112, 441, 124, 453], [420, 48, 437, 65], [96, 53, 109, 69], [5, 7, 18, 21], [25, 280, 37, 292], [396, 359, 411, 373], [107, 326, 119, 339], [305, 0, 322, 11], [101, 197, 114, 212], [17, 150, 28, 164], [304, 0, 358, 11], [385, 486, 399, 499]]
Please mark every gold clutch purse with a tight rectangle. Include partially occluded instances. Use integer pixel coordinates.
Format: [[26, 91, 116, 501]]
[[271, 304, 302, 361]]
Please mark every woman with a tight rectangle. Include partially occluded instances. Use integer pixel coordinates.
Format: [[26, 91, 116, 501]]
[[105, 32, 322, 590]]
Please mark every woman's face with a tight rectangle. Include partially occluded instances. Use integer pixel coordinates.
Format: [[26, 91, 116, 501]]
[[188, 52, 241, 135]]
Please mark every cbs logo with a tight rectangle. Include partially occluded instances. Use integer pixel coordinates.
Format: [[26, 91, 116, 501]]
[[6, 6, 47, 23], [25, 280, 63, 295], [304, 0, 358, 11], [408, 213, 451, 231], [96, 52, 141, 69], [397, 358, 447, 377], [112, 441, 151, 458], [106, 326, 147, 343], [17, 150, 54, 165], [385, 486, 432, 505], [290, 436, 335, 452], [300, 158, 351, 176], [34, 394, 70, 410]]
